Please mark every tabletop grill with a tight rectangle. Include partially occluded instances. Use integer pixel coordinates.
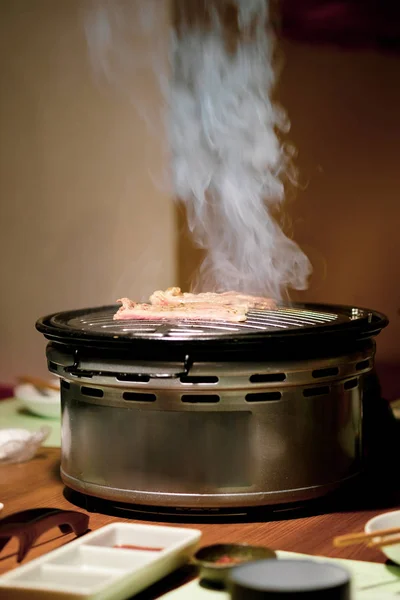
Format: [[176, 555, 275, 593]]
[[36, 302, 388, 510]]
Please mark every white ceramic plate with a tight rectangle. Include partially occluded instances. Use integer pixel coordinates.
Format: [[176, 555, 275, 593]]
[[14, 383, 60, 419], [365, 510, 400, 565]]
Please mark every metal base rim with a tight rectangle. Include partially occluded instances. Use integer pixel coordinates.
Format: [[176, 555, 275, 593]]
[[61, 469, 361, 509]]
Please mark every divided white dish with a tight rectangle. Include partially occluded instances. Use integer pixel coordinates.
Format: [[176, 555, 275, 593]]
[[0, 522, 202, 599]]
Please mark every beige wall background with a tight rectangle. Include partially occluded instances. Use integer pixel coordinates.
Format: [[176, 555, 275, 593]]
[[178, 41, 400, 400], [0, 0, 176, 383], [280, 41, 400, 387], [0, 2, 399, 399], [283, 41, 400, 400]]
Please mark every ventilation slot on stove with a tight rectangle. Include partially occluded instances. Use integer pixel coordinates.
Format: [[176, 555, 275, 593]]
[[344, 378, 358, 390], [249, 373, 286, 383], [81, 386, 104, 398], [181, 395, 220, 404], [356, 360, 370, 371], [123, 392, 156, 402], [117, 374, 151, 383], [303, 386, 330, 398], [180, 376, 219, 384], [312, 367, 339, 379], [246, 392, 282, 402], [61, 380, 70, 390]]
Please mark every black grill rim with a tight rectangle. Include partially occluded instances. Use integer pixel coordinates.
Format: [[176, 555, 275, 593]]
[[35, 302, 389, 354]]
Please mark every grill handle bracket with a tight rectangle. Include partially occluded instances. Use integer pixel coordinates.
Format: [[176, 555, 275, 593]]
[[64, 349, 81, 376], [147, 354, 193, 379], [63, 350, 193, 380]]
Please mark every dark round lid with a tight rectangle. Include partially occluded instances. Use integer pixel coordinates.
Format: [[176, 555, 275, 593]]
[[35, 302, 388, 358], [228, 559, 351, 599]]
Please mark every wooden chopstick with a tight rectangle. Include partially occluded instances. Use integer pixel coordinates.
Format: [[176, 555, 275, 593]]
[[17, 376, 60, 392], [369, 534, 400, 549], [334, 527, 400, 547]]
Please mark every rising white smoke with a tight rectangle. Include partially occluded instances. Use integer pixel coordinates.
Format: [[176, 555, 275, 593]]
[[84, 0, 311, 300]]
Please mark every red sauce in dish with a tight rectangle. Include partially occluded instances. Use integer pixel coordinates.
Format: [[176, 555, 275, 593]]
[[214, 555, 244, 565], [113, 544, 164, 552]]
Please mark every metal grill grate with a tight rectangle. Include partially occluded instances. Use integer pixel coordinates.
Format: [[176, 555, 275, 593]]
[[64, 306, 344, 340]]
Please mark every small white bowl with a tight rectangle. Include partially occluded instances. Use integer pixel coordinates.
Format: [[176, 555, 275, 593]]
[[15, 383, 61, 419], [365, 510, 400, 565]]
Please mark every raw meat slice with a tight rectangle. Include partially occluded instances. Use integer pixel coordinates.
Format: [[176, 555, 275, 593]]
[[149, 287, 276, 309], [114, 297, 248, 322]]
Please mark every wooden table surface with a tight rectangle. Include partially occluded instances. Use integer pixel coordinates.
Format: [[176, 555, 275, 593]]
[[1, 447, 400, 596]]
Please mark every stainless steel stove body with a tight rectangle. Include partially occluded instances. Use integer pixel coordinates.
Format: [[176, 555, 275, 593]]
[[36, 303, 388, 508]]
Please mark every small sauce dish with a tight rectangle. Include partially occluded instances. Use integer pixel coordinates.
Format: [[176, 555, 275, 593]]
[[192, 543, 276, 587]]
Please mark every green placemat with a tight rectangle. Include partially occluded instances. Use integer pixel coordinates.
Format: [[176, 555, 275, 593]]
[[160, 551, 400, 600], [0, 398, 61, 447]]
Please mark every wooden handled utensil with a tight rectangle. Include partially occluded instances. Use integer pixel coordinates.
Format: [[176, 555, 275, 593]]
[[334, 527, 400, 549]]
